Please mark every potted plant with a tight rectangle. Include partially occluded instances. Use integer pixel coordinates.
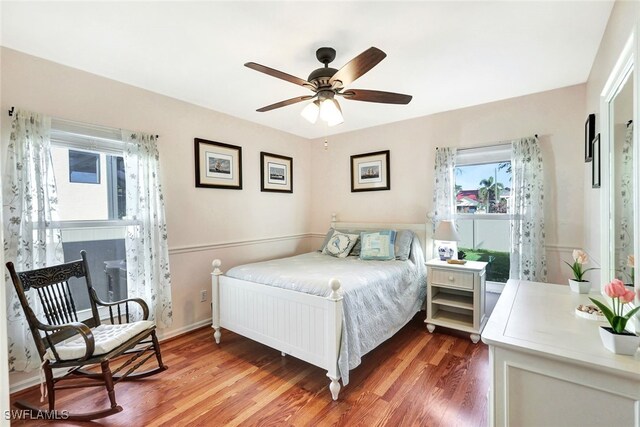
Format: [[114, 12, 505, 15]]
[[590, 279, 640, 355], [564, 249, 597, 294]]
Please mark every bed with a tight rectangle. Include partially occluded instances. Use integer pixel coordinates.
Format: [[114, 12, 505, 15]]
[[210, 215, 432, 400]]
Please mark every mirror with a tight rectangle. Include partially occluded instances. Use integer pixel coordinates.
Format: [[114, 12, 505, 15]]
[[611, 70, 634, 285], [601, 29, 639, 332]]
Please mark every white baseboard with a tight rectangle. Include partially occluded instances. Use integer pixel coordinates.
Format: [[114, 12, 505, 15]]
[[9, 318, 213, 394], [156, 318, 212, 341]]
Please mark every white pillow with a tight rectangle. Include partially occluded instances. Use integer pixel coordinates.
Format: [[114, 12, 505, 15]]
[[322, 230, 359, 258]]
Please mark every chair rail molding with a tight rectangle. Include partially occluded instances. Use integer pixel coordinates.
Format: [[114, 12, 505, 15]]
[[168, 232, 315, 255]]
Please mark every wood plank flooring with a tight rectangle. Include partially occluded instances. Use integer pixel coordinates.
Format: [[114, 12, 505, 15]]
[[10, 313, 488, 426]]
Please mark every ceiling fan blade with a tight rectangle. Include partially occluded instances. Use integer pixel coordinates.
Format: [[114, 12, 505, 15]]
[[256, 95, 314, 112], [245, 62, 315, 89], [329, 47, 387, 88], [339, 89, 412, 104]]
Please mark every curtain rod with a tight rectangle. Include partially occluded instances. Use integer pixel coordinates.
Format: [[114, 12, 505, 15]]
[[7, 106, 159, 138]]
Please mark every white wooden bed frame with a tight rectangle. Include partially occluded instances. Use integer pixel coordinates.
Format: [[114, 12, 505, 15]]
[[211, 214, 432, 400]]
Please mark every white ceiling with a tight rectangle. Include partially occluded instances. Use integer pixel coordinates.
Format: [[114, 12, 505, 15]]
[[1, 1, 613, 139]]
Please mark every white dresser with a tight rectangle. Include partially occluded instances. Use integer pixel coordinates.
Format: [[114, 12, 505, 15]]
[[482, 279, 640, 427]]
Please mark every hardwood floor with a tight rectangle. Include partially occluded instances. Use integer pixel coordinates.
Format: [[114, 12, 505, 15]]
[[10, 313, 489, 426]]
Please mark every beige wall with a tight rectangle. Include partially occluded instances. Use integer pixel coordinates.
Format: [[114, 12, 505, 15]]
[[309, 84, 587, 284], [1, 47, 315, 390], [584, 1, 640, 285]]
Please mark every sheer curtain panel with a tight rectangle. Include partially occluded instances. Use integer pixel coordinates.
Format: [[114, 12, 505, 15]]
[[3, 109, 63, 371], [432, 147, 457, 222], [509, 136, 547, 282], [122, 131, 173, 328]]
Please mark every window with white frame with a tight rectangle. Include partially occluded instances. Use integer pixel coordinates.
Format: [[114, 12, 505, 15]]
[[455, 144, 512, 283], [50, 120, 134, 310]]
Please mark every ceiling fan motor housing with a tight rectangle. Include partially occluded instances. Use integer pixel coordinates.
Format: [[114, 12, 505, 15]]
[[308, 67, 337, 87], [308, 47, 339, 88]]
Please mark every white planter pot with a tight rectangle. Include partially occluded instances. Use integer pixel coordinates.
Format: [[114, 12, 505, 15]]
[[599, 327, 640, 355], [568, 279, 591, 294]]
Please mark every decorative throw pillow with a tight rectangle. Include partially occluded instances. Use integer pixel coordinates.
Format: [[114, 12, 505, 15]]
[[359, 230, 397, 260], [394, 230, 414, 261], [322, 231, 359, 258], [318, 228, 336, 252]]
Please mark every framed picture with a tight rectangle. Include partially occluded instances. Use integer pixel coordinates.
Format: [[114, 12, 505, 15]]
[[592, 133, 600, 188], [350, 150, 390, 192], [194, 138, 242, 189], [260, 152, 293, 193], [585, 113, 595, 162]]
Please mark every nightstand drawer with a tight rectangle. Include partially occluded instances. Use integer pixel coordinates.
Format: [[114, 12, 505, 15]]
[[430, 269, 474, 290]]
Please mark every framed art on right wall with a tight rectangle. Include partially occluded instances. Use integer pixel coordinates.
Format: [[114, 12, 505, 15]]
[[585, 113, 595, 162], [592, 133, 601, 188]]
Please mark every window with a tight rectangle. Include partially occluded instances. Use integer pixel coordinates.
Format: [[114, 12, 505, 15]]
[[69, 150, 100, 184], [50, 119, 133, 310], [455, 145, 512, 284]]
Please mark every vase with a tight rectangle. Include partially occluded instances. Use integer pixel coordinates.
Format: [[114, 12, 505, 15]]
[[568, 279, 591, 294], [598, 326, 640, 355]]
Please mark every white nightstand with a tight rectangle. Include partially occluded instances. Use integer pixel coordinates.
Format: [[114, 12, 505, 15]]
[[425, 258, 488, 343]]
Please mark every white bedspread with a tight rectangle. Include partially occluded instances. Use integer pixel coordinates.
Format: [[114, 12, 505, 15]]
[[225, 237, 426, 385]]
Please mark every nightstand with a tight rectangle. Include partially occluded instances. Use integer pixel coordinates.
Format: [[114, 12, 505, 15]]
[[425, 258, 488, 343]]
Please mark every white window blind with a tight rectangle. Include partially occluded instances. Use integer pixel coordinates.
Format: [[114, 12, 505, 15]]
[[456, 144, 511, 166]]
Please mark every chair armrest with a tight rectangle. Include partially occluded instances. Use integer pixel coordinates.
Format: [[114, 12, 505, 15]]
[[93, 294, 150, 321], [37, 321, 95, 362]]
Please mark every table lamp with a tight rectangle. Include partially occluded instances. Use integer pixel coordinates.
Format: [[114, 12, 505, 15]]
[[434, 220, 461, 261]]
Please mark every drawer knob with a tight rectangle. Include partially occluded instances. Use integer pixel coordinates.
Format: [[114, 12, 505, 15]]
[[448, 276, 454, 281]]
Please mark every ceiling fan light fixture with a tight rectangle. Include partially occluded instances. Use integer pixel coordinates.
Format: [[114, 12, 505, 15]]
[[300, 100, 320, 124], [320, 98, 344, 126]]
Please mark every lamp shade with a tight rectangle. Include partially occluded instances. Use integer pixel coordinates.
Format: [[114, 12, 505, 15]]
[[320, 98, 344, 126], [300, 100, 320, 124], [434, 220, 461, 242]]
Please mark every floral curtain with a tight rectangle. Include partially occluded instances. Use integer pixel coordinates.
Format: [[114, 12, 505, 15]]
[[3, 110, 63, 371], [432, 147, 457, 222], [122, 131, 173, 328], [617, 122, 633, 282], [509, 136, 547, 282], [432, 147, 457, 258]]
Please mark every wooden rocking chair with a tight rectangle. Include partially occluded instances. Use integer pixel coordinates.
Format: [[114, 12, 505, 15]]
[[5, 250, 168, 421]]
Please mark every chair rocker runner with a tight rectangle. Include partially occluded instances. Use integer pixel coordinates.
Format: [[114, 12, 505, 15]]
[[6, 250, 168, 421]]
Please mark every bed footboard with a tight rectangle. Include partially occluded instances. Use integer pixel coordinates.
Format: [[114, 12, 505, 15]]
[[211, 259, 344, 400]]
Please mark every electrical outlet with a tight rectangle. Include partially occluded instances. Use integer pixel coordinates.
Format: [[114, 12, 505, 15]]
[[200, 289, 207, 302]]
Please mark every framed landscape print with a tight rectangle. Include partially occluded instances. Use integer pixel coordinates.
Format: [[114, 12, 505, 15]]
[[195, 138, 242, 189], [260, 152, 292, 193], [350, 150, 390, 192]]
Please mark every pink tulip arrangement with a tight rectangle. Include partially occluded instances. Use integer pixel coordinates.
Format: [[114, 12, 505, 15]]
[[564, 249, 597, 282], [590, 279, 640, 334]]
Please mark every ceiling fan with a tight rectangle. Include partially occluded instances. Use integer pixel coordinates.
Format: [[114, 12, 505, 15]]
[[244, 47, 413, 126]]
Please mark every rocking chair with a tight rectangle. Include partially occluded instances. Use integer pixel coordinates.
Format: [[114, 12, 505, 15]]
[[5, 250, 168, 421]]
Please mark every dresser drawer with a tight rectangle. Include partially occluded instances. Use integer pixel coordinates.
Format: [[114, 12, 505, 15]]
[[430, 269, 474, 290]]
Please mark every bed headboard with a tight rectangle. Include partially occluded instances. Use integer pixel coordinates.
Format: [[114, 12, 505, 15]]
[[331, 213, 434, 262]]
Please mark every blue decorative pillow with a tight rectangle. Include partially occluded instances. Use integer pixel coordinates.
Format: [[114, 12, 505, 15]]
[[394, 230, 414, 261], [359, 230, 397, 260], [322, 231, 359, 258]]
